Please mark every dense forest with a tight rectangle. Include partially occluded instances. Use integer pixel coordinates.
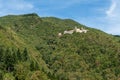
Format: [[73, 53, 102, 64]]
[[0, 13, 120, 80]]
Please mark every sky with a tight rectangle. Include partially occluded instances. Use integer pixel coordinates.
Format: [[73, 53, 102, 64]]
[[0, 0, 120, 35]]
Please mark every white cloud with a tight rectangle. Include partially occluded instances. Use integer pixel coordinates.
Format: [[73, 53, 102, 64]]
[[11, 2, 34, 10], [51, 0, 79, 9], [0, 0, 34, 16], [104, 0, 120, 34], [39, 0, 93, 10], [80, 0, 120, 35], [106, 0, 116, 17], [1, 0, 34, 9]]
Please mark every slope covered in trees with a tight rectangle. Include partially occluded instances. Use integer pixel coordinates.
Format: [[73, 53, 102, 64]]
[[0, 13, 120, 80]]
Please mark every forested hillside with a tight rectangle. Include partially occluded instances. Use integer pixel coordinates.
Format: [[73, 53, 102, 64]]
[[0, 13, 120, 80]]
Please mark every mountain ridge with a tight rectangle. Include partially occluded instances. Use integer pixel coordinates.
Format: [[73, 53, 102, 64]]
[[0, 13, 120, 80]]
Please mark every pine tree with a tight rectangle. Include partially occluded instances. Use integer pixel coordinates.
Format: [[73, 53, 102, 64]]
[[4, 48, 14, 72], [22, 48, 28, 61], [16, 48, 21, 61], [0, 47, 3, 62], [30, 60, 39, 71]]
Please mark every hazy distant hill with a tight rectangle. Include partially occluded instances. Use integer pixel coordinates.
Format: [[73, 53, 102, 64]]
[[0, 13, 120, 80]]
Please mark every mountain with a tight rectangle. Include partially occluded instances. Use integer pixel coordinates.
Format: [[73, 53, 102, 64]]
[[0, 13, 120, 80]]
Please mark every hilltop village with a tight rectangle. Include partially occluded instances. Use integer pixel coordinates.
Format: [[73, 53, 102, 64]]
[[58, 27, 88, 36]]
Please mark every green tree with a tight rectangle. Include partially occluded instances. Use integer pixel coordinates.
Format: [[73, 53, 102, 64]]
[[14, 63, 29, 80], [3, 73, 15, 80]]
